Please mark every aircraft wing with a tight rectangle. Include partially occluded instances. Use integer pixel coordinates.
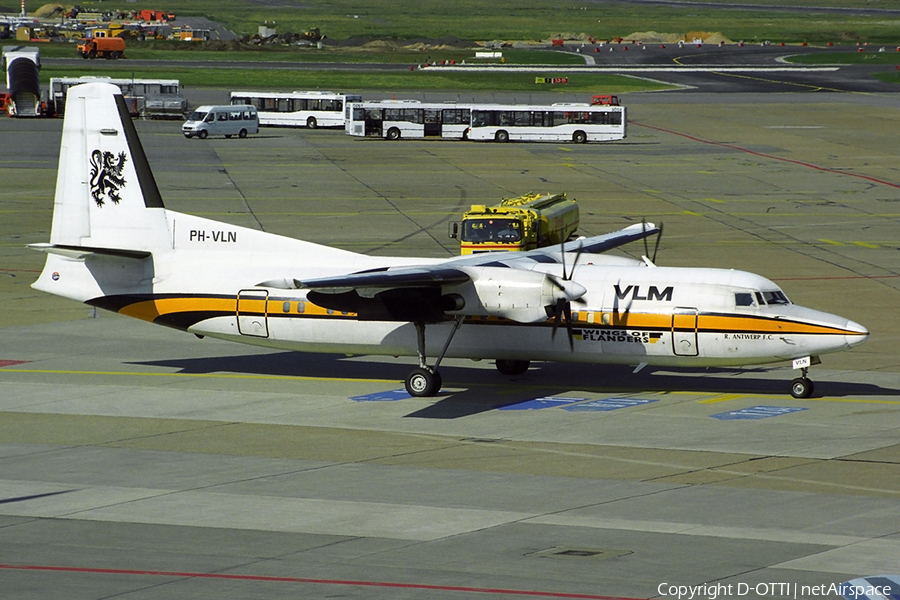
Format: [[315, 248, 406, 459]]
[[255, 223, 657, 323], [449, 222, 660, 268], [257, 267, 470, 292]]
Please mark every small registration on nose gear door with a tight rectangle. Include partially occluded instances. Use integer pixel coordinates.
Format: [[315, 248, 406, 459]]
[[237, 289, 269, 338], [671, 307, 699, 356]]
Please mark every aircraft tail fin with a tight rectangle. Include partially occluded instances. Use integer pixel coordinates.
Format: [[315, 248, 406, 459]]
[[46, 82, 172, 253]]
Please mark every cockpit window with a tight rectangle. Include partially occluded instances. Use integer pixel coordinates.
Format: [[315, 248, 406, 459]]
[[734, 292, 755, 307], [761, 290, 790, 305]]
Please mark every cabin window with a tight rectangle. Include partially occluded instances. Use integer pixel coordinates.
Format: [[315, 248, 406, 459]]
[[282, 301, 291, 313], [296, 301, 305, 314], [734, 292, 755, 307], [755, 291, 765, 305]]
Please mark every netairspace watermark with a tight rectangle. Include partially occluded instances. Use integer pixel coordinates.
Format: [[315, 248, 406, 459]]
[[657, 581, 894, 599]]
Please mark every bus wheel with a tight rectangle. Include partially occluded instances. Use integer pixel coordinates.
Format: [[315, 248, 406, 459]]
[[495, 130, 509, 143], [239, 129, 248, 138], [225, 134, 232, 139], [88, 49, 97, 59], [307, 117, 317, 128], [573, 130, 587, 144], [198, 130, 208, 139], [110, 51, 120, 60], [183, 133, 192, 139], [387, 127, 401, 140]]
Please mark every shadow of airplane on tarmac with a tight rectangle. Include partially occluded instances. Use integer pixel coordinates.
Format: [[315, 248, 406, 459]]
[[130, 351, 900, 419]]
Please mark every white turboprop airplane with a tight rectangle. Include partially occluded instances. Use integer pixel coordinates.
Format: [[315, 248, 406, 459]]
[[31, 83, 868, 399]]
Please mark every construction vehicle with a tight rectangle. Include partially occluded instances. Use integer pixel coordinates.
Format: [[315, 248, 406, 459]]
[[78, 30, 125, 59], [449, 192, 579, 254]]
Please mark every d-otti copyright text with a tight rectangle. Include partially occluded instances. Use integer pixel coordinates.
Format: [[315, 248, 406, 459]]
[[657, 581, 893, 599]]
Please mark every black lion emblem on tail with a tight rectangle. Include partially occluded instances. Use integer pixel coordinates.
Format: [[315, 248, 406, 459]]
[[89, 150, 128, 207]]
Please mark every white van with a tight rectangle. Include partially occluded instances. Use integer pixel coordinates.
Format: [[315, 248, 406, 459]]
[[183, 105, 259, 139]]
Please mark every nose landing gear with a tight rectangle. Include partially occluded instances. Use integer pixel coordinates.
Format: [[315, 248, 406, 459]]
[[790, 371, 814, 399], [789, 356, 820, 399]]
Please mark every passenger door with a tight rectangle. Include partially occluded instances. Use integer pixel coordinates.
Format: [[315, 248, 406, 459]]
[[671, 307, 699, 356], [237, 289, 269, 338]]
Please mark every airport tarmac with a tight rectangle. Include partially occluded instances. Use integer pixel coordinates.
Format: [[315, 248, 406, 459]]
[[1, 91, 899, 599]]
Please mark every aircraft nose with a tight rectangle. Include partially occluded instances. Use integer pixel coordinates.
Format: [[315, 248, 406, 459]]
[[845, 319, 869, 348]]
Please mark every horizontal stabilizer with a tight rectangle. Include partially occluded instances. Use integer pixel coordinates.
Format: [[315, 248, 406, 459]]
[[29, 242, 151, 260]]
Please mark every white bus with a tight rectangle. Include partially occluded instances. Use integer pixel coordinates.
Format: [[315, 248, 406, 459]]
[[230, 90, 361, 128], [345, 100, 472, 140], [49, 76, 186, 119], [468, 102, 626, 143]]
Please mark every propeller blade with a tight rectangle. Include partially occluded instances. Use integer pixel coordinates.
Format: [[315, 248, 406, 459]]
[[550, 298, 564, 339], [651, 222, 664, 264], [563, 301, 575, 351], [559, 238, 568, 281], [569, 240, 584, 276], [642, 218, 650, 260]]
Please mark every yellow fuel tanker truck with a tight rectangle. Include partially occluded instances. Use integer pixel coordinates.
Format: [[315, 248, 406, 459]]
[[450, 192, 579, 255]]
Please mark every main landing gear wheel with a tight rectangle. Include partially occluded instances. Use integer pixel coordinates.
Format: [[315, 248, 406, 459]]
[[495, 359, 530, 376], [404, 316, 465, 398], [790, 377, 814, 399], [405, 368, 442, 397]]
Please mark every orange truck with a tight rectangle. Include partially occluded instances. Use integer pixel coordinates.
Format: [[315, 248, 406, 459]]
[[78, 33, 126, 59]]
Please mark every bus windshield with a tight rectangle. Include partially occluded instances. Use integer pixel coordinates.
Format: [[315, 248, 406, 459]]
[[462, 219, 522, 243], [188, 111, 207, 122]]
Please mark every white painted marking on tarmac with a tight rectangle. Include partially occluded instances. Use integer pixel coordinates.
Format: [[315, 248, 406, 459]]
[[526, 514, 867, 547], [773, 539, 900, 574]]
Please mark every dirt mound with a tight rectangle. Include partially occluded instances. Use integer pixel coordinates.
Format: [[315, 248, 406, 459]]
[[338, 35, 475, 50], [684, 31, 734, 44], [623, 30, 734, 44], [547, 32, 594, 42], [624, 31, 682, 43], [34, 3, 67, 17]]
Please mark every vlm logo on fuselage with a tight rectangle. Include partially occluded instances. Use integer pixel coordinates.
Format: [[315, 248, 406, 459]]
[[614, 284, 674, 302]]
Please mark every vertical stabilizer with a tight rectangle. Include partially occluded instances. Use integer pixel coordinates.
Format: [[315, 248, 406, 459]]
[[50, 82, 172, 252]]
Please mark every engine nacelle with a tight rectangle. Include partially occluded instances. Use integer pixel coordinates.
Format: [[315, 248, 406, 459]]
[[460, 267, 585, 323]]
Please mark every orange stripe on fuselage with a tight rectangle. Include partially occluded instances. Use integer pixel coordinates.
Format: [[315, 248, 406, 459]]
[[119, 297, 237, 322], [114, 296, 862, 337]]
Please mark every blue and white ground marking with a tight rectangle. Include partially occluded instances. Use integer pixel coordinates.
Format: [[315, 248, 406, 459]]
[[561, 397, 658, 412], [351, 389, 412, 402], [839, 575, 900, 600], [498, 396, 588, 410], [710, 405, 808, 420]]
